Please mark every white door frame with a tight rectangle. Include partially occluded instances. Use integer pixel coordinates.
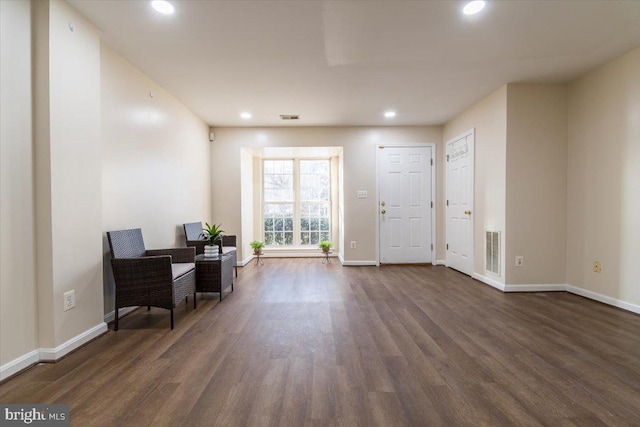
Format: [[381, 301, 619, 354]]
[[444, 129, 475, 274], [376, 143, 437, 266]]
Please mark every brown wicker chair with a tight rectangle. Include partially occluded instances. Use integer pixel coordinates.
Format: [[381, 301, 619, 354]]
[[107, 228, 196, 330], [183, 222, 238, 276]]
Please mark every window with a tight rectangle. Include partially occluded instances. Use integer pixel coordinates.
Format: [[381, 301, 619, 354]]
[[263, 159, 331, 247], [299, 160, 330, 245], [263, 160, 294, 246]]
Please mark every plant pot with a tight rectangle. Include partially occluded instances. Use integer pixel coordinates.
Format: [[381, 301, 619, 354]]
[[204, 245, 219, 258], [322, 248, 330, 253], [253, 248, 263, 256]]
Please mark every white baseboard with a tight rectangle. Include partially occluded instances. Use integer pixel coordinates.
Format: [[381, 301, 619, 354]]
[[473, 274, 640, 315], [472, 273, 506, 291], [40, 322, 108, 362], [0, 350, 40, 382], [1, 322, 108, 382], [339, 260, 377, 266], [104, 306, 139, 323], [474, 273, 566, 294], [434, 260, 446, 266], [239, 255, 254, 266], [567, 285, 640, 315], [504, 284, 567, 292]]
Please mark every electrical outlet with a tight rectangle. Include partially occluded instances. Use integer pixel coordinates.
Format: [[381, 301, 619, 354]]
[[357, 191, 367, 199], [593, 261, 602, 273], [350, 241, 356, 249], [64, 290, 75, 311], [515, 256, 524, 267]]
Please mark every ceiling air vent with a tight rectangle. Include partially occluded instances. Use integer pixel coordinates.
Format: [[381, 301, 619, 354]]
[[280, 115, 299, 120]]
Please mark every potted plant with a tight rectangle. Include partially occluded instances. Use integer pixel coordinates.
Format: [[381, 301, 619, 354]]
[[202, 222, 224, 257], [319, 241, 333, 253], [250, 240, 265, 255]]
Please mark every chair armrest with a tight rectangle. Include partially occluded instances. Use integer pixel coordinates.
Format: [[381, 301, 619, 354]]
[[111, 256, 173, 287], [185, 240, 208, 255], [222, 235, 236, 248], [146, 247, 195, 263]]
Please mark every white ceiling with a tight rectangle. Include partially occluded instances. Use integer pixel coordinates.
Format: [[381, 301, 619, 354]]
[[68, 0, 640, 127]]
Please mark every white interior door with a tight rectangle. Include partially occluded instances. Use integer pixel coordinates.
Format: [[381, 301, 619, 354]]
[[446, 131, 474, 275], [379, 146, 433, 264]]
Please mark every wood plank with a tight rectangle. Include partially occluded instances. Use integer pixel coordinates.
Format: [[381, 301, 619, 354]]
[[1, 259, 640, 425]]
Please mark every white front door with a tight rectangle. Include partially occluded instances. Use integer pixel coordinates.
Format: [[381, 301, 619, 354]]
[[446, 131, 474, 275], [379, 146, 433, 264]]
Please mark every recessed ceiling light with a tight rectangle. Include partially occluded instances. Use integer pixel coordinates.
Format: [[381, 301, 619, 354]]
[[384, 111, 396, 118], [463, 0, 485, 15], [240, 112, 252, 119], [151, 0, 174, 15]]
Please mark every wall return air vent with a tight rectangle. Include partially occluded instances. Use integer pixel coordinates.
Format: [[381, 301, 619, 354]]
[[486, 230, 501, 276], [280, 115, 299, 120]]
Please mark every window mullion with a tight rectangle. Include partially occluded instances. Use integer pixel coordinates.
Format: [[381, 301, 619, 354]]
[[261, 159, 265, 244], [293, 159, 300, 246]]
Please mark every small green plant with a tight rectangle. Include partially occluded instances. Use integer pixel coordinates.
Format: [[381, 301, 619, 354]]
[[250, 241, 265, 254], [202, 222, 224, 245], [319, 241, 333, 251], [250, 241, 265, 250]]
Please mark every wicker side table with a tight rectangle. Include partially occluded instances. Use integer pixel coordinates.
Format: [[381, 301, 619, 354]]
[[195, 253, 234, 301]]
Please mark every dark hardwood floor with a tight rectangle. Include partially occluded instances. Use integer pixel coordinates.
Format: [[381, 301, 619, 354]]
[[2, 259, 640, 426]]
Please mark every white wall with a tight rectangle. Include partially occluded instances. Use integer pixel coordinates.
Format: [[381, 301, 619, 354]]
[[506, 84, 567, 285], [210, 127, 442, 263], [2, 0, 213, 374], [0, 0, 39, 366], [33, 0, 56, 356], [567, 47, 640, 306], [443, 86, 508, 281], [240, 149, 255, 264], [32, 0, 105, 349], [101, 44, 211, 315]]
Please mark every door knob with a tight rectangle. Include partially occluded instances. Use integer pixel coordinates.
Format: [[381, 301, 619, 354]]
[[381, 210, 386, 214], [465, 210, 472, 215], [381, 201, 386, 206]]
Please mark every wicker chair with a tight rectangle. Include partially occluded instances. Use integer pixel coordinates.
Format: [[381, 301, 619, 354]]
[[107, 228, 196, 330], [183, 222, 209, 255], [183, 222, 238, 276]]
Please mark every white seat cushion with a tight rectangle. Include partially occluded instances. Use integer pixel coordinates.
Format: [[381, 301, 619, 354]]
[[222, 246, 236, 255], [172, 263, 195, 280]]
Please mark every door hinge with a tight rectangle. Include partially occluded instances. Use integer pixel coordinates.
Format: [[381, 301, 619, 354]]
[[431, 244, 433, 251], [446, 199, 449, 206], [379, 144, 385, 149], [446, 154, 449, 162], [446, 243, 449, 250], [430, 158, 433, 166], [430, 201, 433, 208]]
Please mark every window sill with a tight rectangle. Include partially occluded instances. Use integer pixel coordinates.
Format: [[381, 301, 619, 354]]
[[262, 247, 337, 256], [264, 246, 325, 252]]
